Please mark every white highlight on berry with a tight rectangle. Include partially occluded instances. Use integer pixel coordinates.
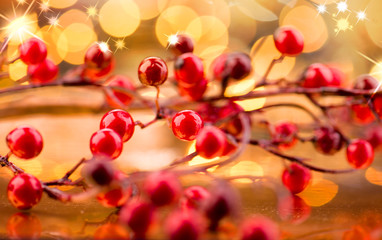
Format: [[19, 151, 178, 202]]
[[98, 41, 111, 53], [167, 34, 179, 46]]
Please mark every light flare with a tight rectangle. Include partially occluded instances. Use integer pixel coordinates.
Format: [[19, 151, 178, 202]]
[[113, 38, 127, 52], [356, 10, 367, 23], [336, 1, 348, 14], [85, 5, 98, 18]]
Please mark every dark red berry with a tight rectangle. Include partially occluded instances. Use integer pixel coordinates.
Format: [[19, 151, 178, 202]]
[[93, 223, 130, 240], [7, 173, 43, 210], [314, 127, 343, 155], [273, 26, 304, 57], [346, 139, 374, 169], [7, 212, 42, 239], [302, 63, 334, 88], [282, 163, 311, 194], [138, 57, 168, 86], [196, 103, 220, 123], [82, 160, 115, 186], [180, 185, 210, 210], [96, 172, 131, 207], [278, 195, 311, 225], [240, 215, 280, 240], [172, 110, 204, 141], [6, 126, 43, 159], [212, 53, 252, 81], [174, 53, 204, 87], [168, 34, 194, 56], [354, 75, 379, 90], [218, 101, 246, 136], [28, 59, 58, 84], [165, 210, 205, 240], [90, 129, 123, 160], [221, 135, 238, 156], [366, 126, 382, 150], [105, 75, 136, 108], [100, 109, 135, 142], [144, 171, 182, 207], [179, 77, 208, 101], [195, 126, 227, 159], [83, 43, 115, 80], [19, 38, 47, 65], [373, 95, 382, 119], [272, 121, 298, 150], [328, 66, 344, 87], [119, 199, 155, 237]]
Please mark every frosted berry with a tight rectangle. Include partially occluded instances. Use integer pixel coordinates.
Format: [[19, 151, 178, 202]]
[[180, 185, 210, 210], [105, 75, 136, 108], [366, 126, 382, 150], [28, 59, 58, 84], [83, 160, 115, 186], [119, 199, 154, 237], [179, 77, 208, 101], [7, 126, 43, 159], [97, 172, 132, 207], [83, 43, 115, 80], [168, 34, 194, 56], [174, 53, 204, 87], [346, 139, 374, 169], [272, 121, 298, 149], [90, 129, 123, 160], [314, 127, 343, 155], [195, 126, 227, 159], [144, 171, 182, 207], [240, 215, 280, 240], [273, 26, 304, 57], [172, 110, 204, 141], [7, 173, 43, 210], [138, 57, 168, 86], [282, 163, 311, 194], [100, 109, 135, 142], [165, 211, 205, 240], [212, 53, 252, 81], [7, 213, 42, 239], [302, 63, 334, 88], [19, 38, 47, 65]]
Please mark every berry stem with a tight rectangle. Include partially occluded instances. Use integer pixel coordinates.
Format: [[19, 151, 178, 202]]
[[43, 158, 88, 187], [256, 55, 285, 88]]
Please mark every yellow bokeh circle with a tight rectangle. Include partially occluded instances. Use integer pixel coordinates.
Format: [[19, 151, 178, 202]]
[[133, 0, 169, 20], [47, 0, 77, 9]]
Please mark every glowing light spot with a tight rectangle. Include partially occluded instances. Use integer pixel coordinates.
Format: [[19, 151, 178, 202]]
[[46, 14, 61, 30], [187, 142, 219, 172], [85, 5, 98, 18], [39, 0, 52, 15], [356, 10, 367, 23], [234, 87, 267, 111], [334, 15, 352, 34], [299, 179, 338, 207], [9, 59, 28, 80], [336, 1, 348, 14], [228, 161, 264, 184], [113, 38, 127, 52], [47, 0, 77, 9], [16, 0, 27, 6], [167, 34, 179, 47], [366, 167, 382, 186], [98, 41, 110, 53], [317, 4, 327, 14]]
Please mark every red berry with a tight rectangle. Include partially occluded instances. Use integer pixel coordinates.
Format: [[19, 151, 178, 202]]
[[273, 26, 304, 57], [351, 104, 375, 124], [165, 210, 205, 240], [83, 160, 115, 186], [302, 63, 334, 88], [365, 126, 382, 150], [282, 163, 311, 194], [97, 172, 132, 207], [278, 195, 311, 225], [7, 173, 43, 210], [346, 139, 374, 169], [19, 38, 47, 65], [219, 101, 246, 136], [144, 171, 182, 207], [272, 121, 298, 150], [7, 212, 42, 239], [83, 43, 115, 81], [90, 129, 123, 160], [354, 75, 379, 90], [342, 225, 370, 240], [195, 126, 227, 159], [28, 59, 58, 84], [105, 75, 136, 108], [212, 53, 252, 81], [6, 126, 43, 159], [180, 185, 210, 210], [196, 103, 220, 123], [328, 66, 344, 87], [172, 110, 204, 141], [373, 95, 382, 118], [174, 53, 204, 87], [94, 223, 130, 240], [179, 77, 208, 101], [119, 199, 155, 237], [221, 135, 238, 156], [314, 127, 343, 155], [138, 56, 168, 86], [168, 34, 194, 56], [100, 109, 135, 142], [240, 215, 280, 240]]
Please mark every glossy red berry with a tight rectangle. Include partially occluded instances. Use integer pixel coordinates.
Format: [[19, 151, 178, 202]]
[[354, 75, 379, 90], [94, 223, 130, 240], [138, 57, 168, 86], [119, 199, 154, 237], [19, 38, 47, 65], [219, 101, 246, 136], [272, 121, 298, 149], [83, 160, 115, 186], [221, 135, 238, 156], [180, 185, 210, 210], [314, 127, 343, 155], [240, 215, 280, 240], [7, 173, 43, 210], [273, 26, 304, 57], [302, 63, 334, 88], [144, 171, 182, 207], [373, 95, 382, 118], [165, 210, 205, 240], [351, 104, 375, 124], [212, 53, 252, 81], [90, 129, 123, 160], [7, 212, 42, 239], [168, 34, 194, 56], [196, 126, 227, 159], [97, 172, 132, 207], [100, 109, 135, 142], [282, 163, 311, 194], [346, 139, 374, 169], [328, 66, 344, 87], [6, 126, 43, 159], [179, 77, 208, 101], [174, 53, 204, 87], [105, 75, 136, 108], [83, 43, 115, 80], [278, 195, 311, 225], [172, 110, 204, 141], [366, 126, 382, 150], [28, 59, 58, 84]]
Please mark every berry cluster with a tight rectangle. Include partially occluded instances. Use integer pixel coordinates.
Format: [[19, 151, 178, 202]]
[[0, 25, 381, 239]]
